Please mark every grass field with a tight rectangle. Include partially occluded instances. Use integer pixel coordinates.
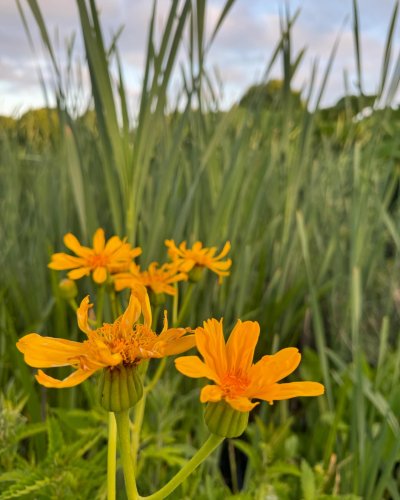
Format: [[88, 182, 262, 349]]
[[2, 1, 400, 498]]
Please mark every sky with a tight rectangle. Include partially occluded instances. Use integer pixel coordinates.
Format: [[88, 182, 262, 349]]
[[1, 0, 399, 116]]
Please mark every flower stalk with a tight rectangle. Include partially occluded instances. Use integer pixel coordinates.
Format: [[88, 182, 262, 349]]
[[140, 434, 224, 500], [115, 410, 139, 500], [107, 412, 117, 500]]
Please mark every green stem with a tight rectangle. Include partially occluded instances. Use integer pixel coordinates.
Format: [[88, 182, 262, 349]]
[[131, 392, 146, 469], [228, 439, 238, 494], [151, 306, 160, 331], [67, 298, 78, 312], [107, 412, 117, 500], [175, 283, 194, 326], [96, 284, 106, 327], [107, 286, 122, 320], [144, 358, 166, 394], [140, 434, 224, 500], [172, 283, 178, 326], [115, 410, 139, 500]]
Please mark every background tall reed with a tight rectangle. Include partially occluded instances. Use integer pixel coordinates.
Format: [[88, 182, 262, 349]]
[[2, 0, 400, 498]]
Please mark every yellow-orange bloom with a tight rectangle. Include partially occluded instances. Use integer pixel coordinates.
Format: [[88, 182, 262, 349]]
[[165, 240, 231, 282], [114, 262, 187, 296], [17, 286, 195, 388], [48, 228, 142, 284], [175, 319, 324, 412]]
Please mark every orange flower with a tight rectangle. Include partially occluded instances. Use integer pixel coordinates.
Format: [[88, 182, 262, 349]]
[[17, 286, 195, 388], [165, 240, 231, 282], [114, 262, 187, 296], [48, 228, 141, 284], [175, 319, 324, 412]]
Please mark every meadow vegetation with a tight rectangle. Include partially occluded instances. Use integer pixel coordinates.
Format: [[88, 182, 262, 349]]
[[2, 0, 400, 498]]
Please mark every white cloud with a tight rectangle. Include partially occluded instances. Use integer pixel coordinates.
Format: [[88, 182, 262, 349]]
[[1, 0, 399, 115]]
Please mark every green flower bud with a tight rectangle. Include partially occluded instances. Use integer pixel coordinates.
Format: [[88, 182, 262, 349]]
[[58, 279, 78, 300], [99, 364, 143, 412], [188, 266, 204, 283], [204, 401, 249, 438]]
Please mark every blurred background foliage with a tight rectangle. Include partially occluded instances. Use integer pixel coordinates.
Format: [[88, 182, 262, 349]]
[[2, 0, 400, 498]]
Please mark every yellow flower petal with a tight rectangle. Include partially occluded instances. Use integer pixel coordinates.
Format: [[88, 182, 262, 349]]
[[195, 319, 227, 380], [93, 228, 105, 253], [200, 384, 223, 403], [92, 266, 107, 283], [120, 293, 142, 335], [36, 368, 96, 388], [225, 396, 259, 412], [249, 348, 301, 388], [175, 356, 220, 382], [68, 267, 91, 280], [256, 381, 325, 403], [104, 235, 123, 254], [216, 241, 231, 259], [226, 320, 259, 375], [64, 233, 92, 258], [48, 253, 84, 270], [130, 285, 152, 327], [158, 333, 196, 356], [16, 333, 87, 368], [77, 296, 94, 336]]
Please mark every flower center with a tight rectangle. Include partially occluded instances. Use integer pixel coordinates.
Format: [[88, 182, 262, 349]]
[[88, 253, 109, 269], [220, 373, 249, 398], [91, 321, 160, 364]]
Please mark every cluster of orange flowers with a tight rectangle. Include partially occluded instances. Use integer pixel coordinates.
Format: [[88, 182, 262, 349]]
[[17, 228, 324, 416], [48, 228, 232, 296]]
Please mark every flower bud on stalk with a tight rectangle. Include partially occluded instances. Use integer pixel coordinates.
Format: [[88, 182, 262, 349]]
[[58, 279, 78, 300], [99, 364, 143, 412], [204, 401, 249, 438]]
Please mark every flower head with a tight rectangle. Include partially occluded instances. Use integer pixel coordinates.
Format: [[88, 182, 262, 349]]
[[165, 240, 231, 283], [17, 286, 195, 388], [48, 228, 142, 284], [114, 262, 187, 296], [175, 319, 324, 412]]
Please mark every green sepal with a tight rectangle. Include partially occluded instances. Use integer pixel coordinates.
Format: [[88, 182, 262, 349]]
[[188, 266, 204, 283], [99, 364, 143, 412], [204, 401, 249, 438]]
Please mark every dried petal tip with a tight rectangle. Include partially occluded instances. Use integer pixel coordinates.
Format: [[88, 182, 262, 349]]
[[204, 401, 249, 438], [99, 364, 143, 412]]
